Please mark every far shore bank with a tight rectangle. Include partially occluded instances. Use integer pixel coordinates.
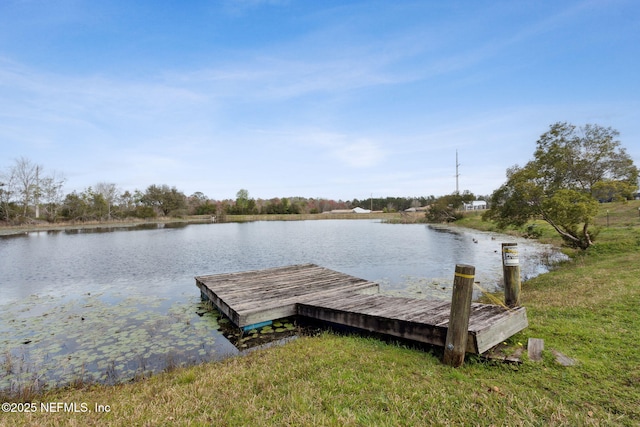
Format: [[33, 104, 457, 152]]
[[0, 216, 211, 236], [0, 212, 414, 236]]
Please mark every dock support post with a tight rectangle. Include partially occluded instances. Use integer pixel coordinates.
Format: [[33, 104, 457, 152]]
[[502, 243, 521, 308], [443, 264, 475, 367]]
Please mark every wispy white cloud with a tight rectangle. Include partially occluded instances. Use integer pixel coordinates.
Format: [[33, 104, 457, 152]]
[[170, 47, 411, 104], [260, 128, 387, 169], [0, 59, 209, 142], [331, 139, 386, 169]]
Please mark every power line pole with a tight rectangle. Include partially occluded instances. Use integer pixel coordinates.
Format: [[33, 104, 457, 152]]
[[455, 150, 460, 194]]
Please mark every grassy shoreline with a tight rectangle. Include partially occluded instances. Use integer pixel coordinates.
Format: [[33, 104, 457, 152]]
[[0, 212, 408, 236], [2, 202, 639, 426], [0, 217, 211, 236]]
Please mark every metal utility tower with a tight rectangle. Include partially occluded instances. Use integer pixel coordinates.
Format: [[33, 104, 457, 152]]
[[455, 150, 460, 194]]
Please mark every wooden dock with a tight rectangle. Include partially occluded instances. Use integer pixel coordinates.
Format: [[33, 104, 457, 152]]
[[195, 263, 528, 354]]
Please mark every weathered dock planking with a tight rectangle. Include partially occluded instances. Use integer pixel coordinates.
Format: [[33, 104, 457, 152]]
[[195, 263, 528, 354], [298, 293, 528, 354], [195, 264, 380, 329]]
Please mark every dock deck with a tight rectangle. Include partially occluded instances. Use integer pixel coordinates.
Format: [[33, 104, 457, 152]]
[[195, 263, 527, 354]]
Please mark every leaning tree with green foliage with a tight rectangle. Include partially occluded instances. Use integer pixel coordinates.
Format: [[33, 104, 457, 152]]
[[485, 122, 638, 249]]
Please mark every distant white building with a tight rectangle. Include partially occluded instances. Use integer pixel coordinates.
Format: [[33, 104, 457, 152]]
[[326, 207, 372, 214], [463, 200, 487, 211], [351, 207, 371, 214]]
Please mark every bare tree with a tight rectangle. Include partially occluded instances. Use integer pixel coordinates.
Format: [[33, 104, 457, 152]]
[[0, 167, 16, 222], [40, 171, 66, 222], [94, 182, 120, 220], [12, 157, 42, 221], [1, 158, 68, 223]]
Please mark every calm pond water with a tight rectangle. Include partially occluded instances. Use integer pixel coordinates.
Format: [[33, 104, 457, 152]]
[[0, 220, 565, 392]]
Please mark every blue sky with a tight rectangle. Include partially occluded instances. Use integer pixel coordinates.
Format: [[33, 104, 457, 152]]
[[1, 0, 639, 201]]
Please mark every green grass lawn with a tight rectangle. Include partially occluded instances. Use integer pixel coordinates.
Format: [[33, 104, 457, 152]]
[[2, 201, 639, 426]]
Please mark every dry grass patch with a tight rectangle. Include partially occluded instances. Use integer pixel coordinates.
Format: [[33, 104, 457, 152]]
[[523, 251, 640, 309]]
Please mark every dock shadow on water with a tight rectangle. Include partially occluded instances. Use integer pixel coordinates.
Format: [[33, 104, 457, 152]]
[[213, 311, 299, 351], [0, 293, 238, 396]]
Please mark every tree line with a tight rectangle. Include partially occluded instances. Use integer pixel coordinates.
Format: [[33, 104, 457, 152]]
[[0, 160, 435, 224]]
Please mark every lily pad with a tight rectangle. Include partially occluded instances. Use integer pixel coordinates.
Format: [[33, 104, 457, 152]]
[[0, 292, 232, 394]]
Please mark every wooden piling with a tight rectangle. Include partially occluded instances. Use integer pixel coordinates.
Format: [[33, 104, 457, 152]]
[[443, 264, 475, 367], [502, 243, 521, 308]]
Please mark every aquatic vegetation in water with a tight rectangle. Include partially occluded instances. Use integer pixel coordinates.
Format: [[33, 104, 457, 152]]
[[382, 276, 453, 300], [0, 293, 233, 395], [209, 309, 299, 350]]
